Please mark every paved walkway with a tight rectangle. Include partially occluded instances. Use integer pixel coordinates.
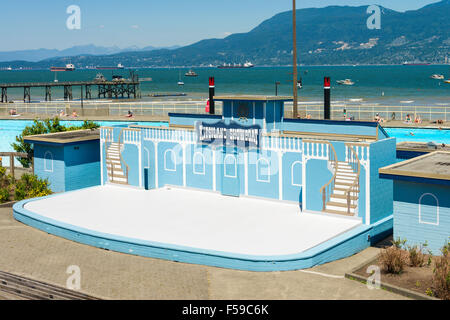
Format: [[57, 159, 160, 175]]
[[0, 206, 407, 300]]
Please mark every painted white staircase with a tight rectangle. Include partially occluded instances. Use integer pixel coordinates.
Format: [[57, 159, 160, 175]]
[[106, 142, 128, 184], [324, 161, 359, 216]]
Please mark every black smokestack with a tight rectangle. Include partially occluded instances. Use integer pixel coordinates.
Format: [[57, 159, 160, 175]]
[[324, 77, 331, 120], [209, 77, 215, 115]]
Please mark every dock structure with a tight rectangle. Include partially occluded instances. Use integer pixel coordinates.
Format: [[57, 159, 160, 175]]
[[0, 79, 141, 103]]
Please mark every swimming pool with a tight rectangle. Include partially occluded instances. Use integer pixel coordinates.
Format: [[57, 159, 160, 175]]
[[384, 127, 450, 144], [0, 120, 168, 165]]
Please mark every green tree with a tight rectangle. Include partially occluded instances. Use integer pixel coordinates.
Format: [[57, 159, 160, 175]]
[[11, 118, 99, 168]]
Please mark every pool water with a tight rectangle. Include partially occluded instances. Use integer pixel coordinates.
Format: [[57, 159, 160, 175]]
[[0, 120, 167, 166], [384, 127, 450, 144]]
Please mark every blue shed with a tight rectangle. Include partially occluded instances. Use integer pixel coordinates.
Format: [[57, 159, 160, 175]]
[[380, 151, 450, 255], [24, 129, 101, 193]]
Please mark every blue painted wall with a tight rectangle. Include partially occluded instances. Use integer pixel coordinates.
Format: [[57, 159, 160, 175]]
[[34, 144, 65, 193], [34, 140, 100, 193], [393, 180, 450, 255], [369, 138, 396, 224], [305, 159, 332, 212]]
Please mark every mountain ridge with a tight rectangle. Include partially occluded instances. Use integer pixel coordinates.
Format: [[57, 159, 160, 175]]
[[1, 1, 448, 68]]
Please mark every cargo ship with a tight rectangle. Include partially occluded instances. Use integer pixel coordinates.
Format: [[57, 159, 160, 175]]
[[96, 63, 125, 70], [50, 64, 75, 71], [402, 61, 430, 66], [217, 61, 254, 69]]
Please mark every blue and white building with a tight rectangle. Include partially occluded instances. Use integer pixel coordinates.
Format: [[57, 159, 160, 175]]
[[380, 151, 450, 254], [15, 96, 399, 271]]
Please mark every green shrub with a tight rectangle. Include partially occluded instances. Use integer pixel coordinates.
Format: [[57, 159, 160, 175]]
[[0, 187, 10, 203], [11, 118, 100, 167], [14, 174, 52, 201]]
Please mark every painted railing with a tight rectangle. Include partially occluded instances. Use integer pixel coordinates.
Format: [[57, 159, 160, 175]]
[[345, 143, 370, 165], [100, 127, 114, 142], [261, 135, 302, 152], [345, 145, 361, 215], [122, 128, 141, 145], [302, 139, 330, 160], [142, 126, 197, 144]]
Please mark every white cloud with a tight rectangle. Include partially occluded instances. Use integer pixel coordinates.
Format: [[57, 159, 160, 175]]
[[131, 25, 140, 29]]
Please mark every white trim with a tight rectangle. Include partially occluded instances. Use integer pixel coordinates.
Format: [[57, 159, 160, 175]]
[[365, 161, 370, 225], [212, 148, 216, 191], [143, 147, 150, 169], [164, 149, 176, 172], [244, 151, 248, 195], [154, 142, 159, 188], [44, 151, 53, 173], [182, 144, 187, 186], [256, 157, 270, 183], [224, 154, 237, 178], [419, 193, 440, 226], [138, 143, 142, 188], [263, 102, 267, 131], [291, 161, 302, 187], [278, 151, 283, 200], [193, 151, 206, 175], [100, 141, 104, 185]]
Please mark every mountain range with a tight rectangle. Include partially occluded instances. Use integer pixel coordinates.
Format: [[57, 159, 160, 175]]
[[0, 44, 180, 63], [1, 1, 449, 68]]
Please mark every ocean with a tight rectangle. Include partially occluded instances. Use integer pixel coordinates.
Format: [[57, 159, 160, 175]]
[[0, 65, 449, 106]]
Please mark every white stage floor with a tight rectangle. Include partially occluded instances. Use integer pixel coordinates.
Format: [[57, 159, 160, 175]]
[[24, 185, 362, 256]]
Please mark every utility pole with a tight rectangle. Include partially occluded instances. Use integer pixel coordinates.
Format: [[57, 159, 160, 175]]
[[292, 0, 298, 118]]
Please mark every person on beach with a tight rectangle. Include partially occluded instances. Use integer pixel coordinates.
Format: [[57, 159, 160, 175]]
[[126, 110, 133, 118], [405, 114, 412, 123], [9, 108, 17, 116], [72, 111, 78, 118], [59, 109, 66, 117], [414, 115, 422, 124]]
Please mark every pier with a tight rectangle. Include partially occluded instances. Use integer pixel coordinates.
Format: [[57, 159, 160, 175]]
[[0, 78, 141, 103]]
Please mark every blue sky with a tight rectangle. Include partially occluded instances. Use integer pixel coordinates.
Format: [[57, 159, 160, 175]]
[[0, 0, 442, 51]]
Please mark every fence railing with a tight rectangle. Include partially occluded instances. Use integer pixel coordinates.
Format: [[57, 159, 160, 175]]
[[0, 152, 33, 178], [0, 101, 223, 117]]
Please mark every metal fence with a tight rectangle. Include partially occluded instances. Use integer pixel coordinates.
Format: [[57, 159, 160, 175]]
[[284, 102, 450, 122], [1, 100, 449, 122], [0, 100, 223, 117]]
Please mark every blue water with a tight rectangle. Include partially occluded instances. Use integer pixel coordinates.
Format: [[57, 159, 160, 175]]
[[0, 65, 449, 105], [0, 120, 167, 161], [384, 127, 450, 144]]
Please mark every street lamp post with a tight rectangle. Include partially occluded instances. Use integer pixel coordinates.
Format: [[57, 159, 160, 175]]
[[292, 0, 298, 118], [275, 81, 280, 96]]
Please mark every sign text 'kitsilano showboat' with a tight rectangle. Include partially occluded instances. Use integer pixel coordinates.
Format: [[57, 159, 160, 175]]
[[195, 121, 261, 148]]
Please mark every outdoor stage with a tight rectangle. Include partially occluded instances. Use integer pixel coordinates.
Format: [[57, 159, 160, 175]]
[[13, 185, 373, 271]]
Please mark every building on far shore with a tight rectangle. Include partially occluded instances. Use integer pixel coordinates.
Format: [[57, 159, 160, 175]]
[[380, 152, 450, 255]]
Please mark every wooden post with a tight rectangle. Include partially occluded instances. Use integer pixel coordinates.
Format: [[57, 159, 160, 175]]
[[10, 154, 14, 179], [292, 0, 298, 118]]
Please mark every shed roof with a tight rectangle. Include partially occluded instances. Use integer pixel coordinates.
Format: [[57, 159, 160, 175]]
[[24, 129, 100, 145], [379, 151, 450, 182]]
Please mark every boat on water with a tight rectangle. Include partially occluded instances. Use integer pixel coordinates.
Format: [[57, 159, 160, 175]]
[[177, 70, 184, 86], [336, 79, 354, 86], [96, 63, 125, 70], [431, 74, 445, 80], [50, 64, 75, 72], [445, 79, 450, 84], [403, 61, 430, 66], [217, 61, 254, 69], [185, 69, 198, 77]]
